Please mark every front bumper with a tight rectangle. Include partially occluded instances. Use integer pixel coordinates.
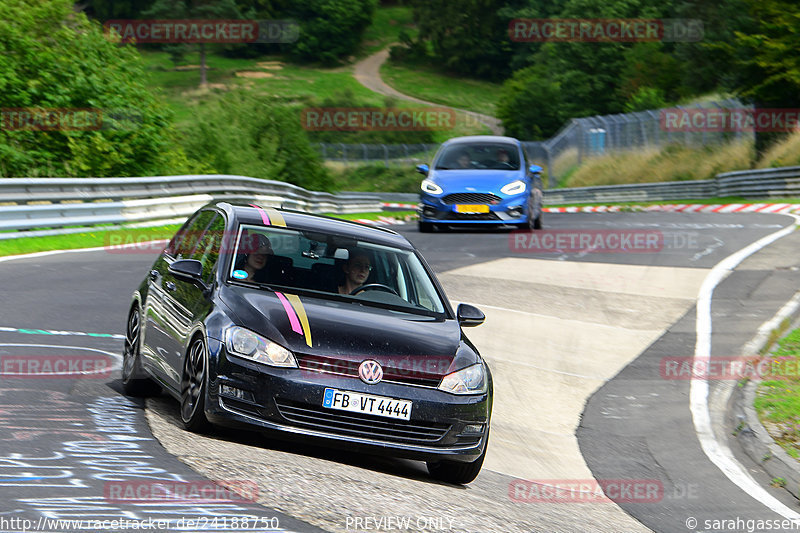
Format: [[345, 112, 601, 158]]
[[419, 192, 527, 225], [204, 339, 491, 463]]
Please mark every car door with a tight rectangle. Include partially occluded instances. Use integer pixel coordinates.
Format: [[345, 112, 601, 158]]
[[164, 212, 226, 387], [142, 209, 215, 389]]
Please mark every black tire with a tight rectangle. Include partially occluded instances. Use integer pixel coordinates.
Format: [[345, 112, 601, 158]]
[[121, 307, 160, 397], [518, 193, 543, 230], [427, 444, 487, 485], [180, 336, 211, 432], [418, 221, 433, 233]]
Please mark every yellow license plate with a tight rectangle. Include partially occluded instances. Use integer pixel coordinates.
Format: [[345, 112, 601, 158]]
[[455, 204, 490, 213]]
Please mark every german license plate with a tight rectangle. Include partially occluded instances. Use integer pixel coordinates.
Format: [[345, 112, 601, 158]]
[[322, 388, 412, 420], [455, 204, 489, 213]]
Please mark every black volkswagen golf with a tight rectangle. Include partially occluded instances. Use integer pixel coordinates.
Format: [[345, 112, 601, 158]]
[[122, 201, 492, 484]]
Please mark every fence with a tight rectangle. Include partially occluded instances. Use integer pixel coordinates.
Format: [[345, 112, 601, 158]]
[[312, 143, 437, 167], [2, 166, 799, 240], [0, 175, 381, 240], [314, 99, 751, 188]]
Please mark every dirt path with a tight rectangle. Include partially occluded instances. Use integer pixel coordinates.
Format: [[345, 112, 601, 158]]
[[353, 48, 503, 135]]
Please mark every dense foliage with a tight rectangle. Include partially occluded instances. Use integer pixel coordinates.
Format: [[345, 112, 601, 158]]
[[401, 0, 800, 143], [0, 0, 199, 177], [181, 91, 333, 191]]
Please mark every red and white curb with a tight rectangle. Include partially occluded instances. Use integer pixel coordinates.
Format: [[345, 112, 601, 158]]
[[353, 215, 410, 226], [381, 202, 417, 210], [544, 203, 800, 214]]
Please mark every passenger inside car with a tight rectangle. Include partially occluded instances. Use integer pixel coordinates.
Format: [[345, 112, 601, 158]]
[[234, 233, 273, 282]]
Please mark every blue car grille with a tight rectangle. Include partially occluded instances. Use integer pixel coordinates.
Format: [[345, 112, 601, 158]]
[[445, 212, 501, 221], [442, 193, 501, 205]]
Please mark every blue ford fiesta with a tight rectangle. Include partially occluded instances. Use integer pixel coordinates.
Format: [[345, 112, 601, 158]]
[[417, 135, 544, 232]]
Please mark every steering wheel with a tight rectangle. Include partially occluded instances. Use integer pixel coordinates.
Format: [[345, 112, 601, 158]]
[[350, 283, 399, 296], [495, 161, 515, 169]]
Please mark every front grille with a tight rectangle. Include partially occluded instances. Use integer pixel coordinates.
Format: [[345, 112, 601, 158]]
[[442, 193, 501, 205], [445, 211, 501, 221], [296, 354, 443, 388], [276, 399, 451, 445]]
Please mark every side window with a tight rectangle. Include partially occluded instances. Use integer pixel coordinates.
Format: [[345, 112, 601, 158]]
[[190, 214, 225, 284], [170, 210, 215, 259]]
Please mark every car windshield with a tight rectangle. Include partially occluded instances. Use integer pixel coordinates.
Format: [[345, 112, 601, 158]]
[[227, 224, 447, 316], [434, 143, 520, 170]]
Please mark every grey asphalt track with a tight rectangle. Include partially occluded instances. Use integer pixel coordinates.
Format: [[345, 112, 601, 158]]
[[0, 211, 796, 532]]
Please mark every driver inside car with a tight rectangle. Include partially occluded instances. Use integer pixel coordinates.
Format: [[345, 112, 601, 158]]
[[338, 251, 372, 294], [496, 148, 512, 168]]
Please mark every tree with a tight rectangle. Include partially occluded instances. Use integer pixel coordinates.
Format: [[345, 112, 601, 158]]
[[496, 64, 568, 140], [0, 0, 202, 177], [728, 0, 800, 155], [286, 0, 377, 65], [142, 0, 245, 86], [408, 0, 512, 81], [181, 91, 332, 191]]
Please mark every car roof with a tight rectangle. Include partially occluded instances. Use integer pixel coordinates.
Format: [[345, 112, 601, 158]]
[[441, 135, 521, 146], [209, 201, 415, 250]]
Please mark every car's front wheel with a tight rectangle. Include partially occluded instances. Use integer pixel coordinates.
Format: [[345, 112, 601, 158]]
[[122, 307, 160, 397], [427, 443, 487, 484], [180, 336, 211, 432], [518, 193, 543, 230]]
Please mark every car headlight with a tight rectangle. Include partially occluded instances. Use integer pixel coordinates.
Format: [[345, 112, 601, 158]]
[[421, 179, 443, 195], [438, 363, 487, 394], [225, 326, 297, 368], [500, 180, 526, 195]]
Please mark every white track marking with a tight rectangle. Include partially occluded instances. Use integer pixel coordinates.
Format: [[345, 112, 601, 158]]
[[0, 343, 121, 375], [0, 240, 167, 264], [691, 214, 800, 518]]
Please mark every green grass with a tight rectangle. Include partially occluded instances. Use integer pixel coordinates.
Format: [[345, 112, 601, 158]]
[[358, 6, 416, 58], [380, 59, 502, 118], [754, 328, 800, 459], [544, 197, 800, 208], [0, 224, 181, 258], [324, 210, 415, 221], [140, 50, 388, 129], [329, 164, 425, 193]]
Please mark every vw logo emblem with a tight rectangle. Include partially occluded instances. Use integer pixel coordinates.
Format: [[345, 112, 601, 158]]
[[358, 360, 383, 384]]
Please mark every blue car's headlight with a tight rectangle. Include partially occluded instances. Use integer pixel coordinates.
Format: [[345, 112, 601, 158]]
[[421, 179, 443, 195], [225, 326, 297, 368], [500, 180, 526, 195]]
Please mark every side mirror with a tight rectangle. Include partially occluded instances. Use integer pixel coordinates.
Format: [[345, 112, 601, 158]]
[[529, 164, 543, 176], [457, 303, 485, 327], [415, 164, 429, 176], [169, 259, 203, 281]]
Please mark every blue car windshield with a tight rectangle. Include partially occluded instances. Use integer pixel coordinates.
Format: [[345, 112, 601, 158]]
[[434, 143, 520, 170]]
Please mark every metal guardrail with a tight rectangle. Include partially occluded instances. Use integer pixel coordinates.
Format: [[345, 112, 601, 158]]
[[1, 167, 799, 240], [0, 175, 381, 240], [544, 166, 800, 205]]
